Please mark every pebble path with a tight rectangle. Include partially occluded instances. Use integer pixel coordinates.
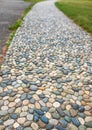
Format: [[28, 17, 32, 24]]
[[0, 0, 92, 130]]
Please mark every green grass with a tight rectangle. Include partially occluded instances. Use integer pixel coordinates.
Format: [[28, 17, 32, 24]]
[[55, 0, 92, 34], [6, 32, 15, 47]]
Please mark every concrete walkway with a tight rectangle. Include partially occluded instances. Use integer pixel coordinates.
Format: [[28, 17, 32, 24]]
[[0, 0, 30, 54], [0, 0, 92, 130]]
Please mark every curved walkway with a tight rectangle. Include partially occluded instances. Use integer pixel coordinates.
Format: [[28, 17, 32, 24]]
[[0, 0, 92, 130]]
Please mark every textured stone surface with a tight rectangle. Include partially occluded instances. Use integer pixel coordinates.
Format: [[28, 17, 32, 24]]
[[0, 0, 92, 129]]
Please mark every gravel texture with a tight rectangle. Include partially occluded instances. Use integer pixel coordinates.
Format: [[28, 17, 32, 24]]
[[0, 0, 92, 129]]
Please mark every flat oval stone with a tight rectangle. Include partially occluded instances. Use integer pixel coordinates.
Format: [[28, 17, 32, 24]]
[[30, 85, 37, 91], [46, 124, 54, 130], [49, 119, 58, 125], [59, 120, 68, 128], [41, 116, 49, 124], [27, 114, 33, 121], [72, 104, 79, 110], [35, 109, 44, 115], [33, 114, 39, 122], [79, 106, 85, 112], [17, 117, 26, 124], [10, 113, 18, 119], [64, 116, 71, 123], [13, 122, 20, 128], [71, 118, 80, 127], [31, 123, 39, 130], [53, 102, 60, 108], [68, 124, 78, 130], [4, 119, 14, 126]]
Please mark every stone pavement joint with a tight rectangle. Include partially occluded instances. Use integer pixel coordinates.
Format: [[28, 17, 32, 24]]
[[0, 0, 92, 130]]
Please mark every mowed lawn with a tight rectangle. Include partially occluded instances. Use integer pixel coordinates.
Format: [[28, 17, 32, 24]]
[[55, 0, 92, 34]]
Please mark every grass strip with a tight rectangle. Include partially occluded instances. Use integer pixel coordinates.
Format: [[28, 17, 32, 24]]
[[55, 0, 92, 34]]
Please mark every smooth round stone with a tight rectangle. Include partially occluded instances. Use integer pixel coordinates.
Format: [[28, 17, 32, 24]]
[[52, 112, 60, 119], [41, 116, 49, 124], [43, 98, 49, 103], [64, 116, 71, 123], [35, 109, 44, 115], [39, 100, 45, 106], [0, 110, 8, 116], [49, 98, 55, 103], [85, 116, 92, 122], [53, 102, 60, 108], [79, 106, 85, 112], [27, 114, 33, 121], [23, 100, 29, 105], [84, 111, 91, 116], [9, 102, 16, 107], [15, 98, 21, 103], [21, 93, 27, 100], [70, 109, 78, 117], [4, 119, 14, 126], [30, 98, 35, 104], [20, 112, 28, 117], [49, 119, 58, 125], [24, 121, 31, 127], [1, 106, 8, 110], [45, 112, 51, 119], [33, 114, 39, 122], [72, 104, 79, 110], [30, 85, 37, 91], [38, 120, 46, 128], [8, 97, 15, 102], [78, 117, 85, 125], [79, 90, 84, 96], [59, 119, 68, 128], [66, 105, 71, 111], [17, 118, 26, 124], [29, 109, 34, 114], [31, 123, 39, 130], [36, 90, 42, 94], [15, 107, 21, 113], [8, 107, 15, 114], [35, 102, 41, 109], [13, 122, 20, 128], [71, 118, 80, 127], [78, 113, 85, 118], [79, 125, 86, 130], [46, 124, 54, 130], [10, 113, 18, 119], [68, 124, 78, 130], [49, 107, 56, 112], [41, 106, 49, 112], [46, 102, 52, 108], [22, 106, 28, 112], [33, 94, 39, 100]]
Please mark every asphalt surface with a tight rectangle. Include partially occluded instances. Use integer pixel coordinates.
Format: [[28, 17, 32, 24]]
[[0, 0, 30, 54]]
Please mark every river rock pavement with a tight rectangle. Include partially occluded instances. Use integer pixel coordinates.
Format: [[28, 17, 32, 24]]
[[0, 0, 92, 130]]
